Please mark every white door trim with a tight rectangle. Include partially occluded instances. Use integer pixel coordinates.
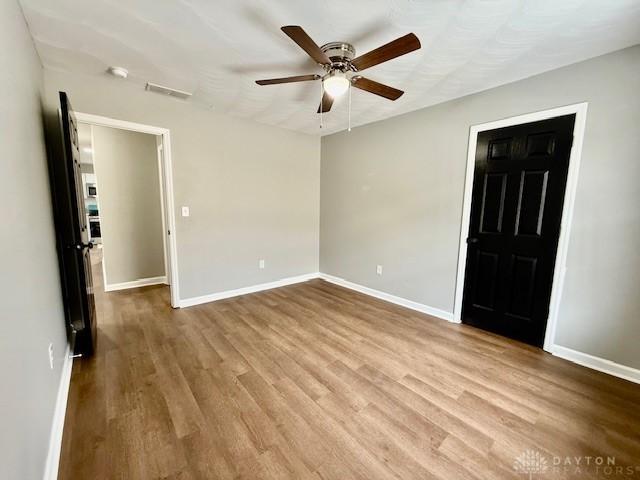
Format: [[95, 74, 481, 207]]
[[156, 138, 170, 285], [75, 112, 180, 308], [452, 102, 589, 352]]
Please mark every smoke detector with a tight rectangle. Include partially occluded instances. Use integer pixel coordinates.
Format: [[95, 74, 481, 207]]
[[145, 82, 192, 100], [107, 66, 128, 79]]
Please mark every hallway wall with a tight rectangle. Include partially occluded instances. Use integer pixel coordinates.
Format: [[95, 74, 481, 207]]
[[91, 125, 165, 286]]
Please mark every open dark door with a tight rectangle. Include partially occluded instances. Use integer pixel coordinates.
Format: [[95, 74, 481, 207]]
[[461, 114, 575, 347], [47, 92, 97, 356]]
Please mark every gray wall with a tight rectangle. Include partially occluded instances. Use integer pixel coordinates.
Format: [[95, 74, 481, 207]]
[[92, 126, 165, 285], [44, 70, 321, 300], [0, 1, 68, 478], [321, 45, 640, 369]]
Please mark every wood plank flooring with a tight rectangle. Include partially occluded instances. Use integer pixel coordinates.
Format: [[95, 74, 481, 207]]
[[58, 275, 640, 479]]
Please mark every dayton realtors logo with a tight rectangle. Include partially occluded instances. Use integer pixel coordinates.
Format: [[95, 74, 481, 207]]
[[514, 450, 640, 478], [513, 450, 549, 479]]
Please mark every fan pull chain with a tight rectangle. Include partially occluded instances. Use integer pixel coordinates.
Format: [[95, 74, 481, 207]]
[[348, 81, 352, 132], [319, 80, 323, 129]]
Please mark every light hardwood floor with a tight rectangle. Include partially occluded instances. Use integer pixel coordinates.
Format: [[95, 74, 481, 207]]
[[58, 273, 640, 479]]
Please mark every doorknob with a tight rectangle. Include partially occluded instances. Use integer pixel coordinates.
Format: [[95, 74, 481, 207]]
[[466, 237, 479, 244], [72, 242, 94, 250]]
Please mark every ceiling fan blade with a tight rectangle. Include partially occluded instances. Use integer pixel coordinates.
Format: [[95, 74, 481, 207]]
[[281, 26, 331, 65], [351, 33, 421, 71], [255, 74, 320, 85], [352, 77, 404, 100], [317, 92, 334, 113]]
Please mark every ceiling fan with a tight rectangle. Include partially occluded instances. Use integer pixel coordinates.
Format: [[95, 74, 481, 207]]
[[255, 26, 421, 114]]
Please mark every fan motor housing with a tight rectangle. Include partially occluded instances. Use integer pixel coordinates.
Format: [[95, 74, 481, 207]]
[[321, 42, 356, 70]]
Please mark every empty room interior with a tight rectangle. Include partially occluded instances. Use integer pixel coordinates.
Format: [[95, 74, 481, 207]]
[[2, 0, 640, 479]]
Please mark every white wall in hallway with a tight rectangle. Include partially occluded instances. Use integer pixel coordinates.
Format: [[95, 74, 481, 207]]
[[91, 125, 165, 286]]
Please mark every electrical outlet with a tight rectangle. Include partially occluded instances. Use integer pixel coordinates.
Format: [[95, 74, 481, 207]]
[[259, 259, 265, 269], [376, 265, 383, 275], [48, 343, 54, 370], [181, 206, 190, 217]]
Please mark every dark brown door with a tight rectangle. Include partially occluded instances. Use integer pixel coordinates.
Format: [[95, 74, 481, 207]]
[[47, 92, 97, 356], [461, 114, 575, 347]]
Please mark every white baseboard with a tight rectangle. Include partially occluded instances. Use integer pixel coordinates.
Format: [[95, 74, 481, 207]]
[[549, 344, 640, 384], [104, 275, 167, 292], [318, 273, 456, 323], [178, 273, 320, 308], [177, 271, 454, 322], [43, 343, 73, 480]]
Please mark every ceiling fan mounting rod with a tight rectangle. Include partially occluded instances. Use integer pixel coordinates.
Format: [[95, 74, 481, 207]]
[[320, 42, 358, 73], [320, 42, 356, 61]]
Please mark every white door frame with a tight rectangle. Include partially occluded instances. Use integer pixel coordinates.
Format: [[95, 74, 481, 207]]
[[452, 102, 588, 352], [76, 112, 180, 308], [156, 137, 170, 287]]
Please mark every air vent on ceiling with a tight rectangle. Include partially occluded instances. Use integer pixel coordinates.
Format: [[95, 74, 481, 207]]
[[145, 82, 192, 100]]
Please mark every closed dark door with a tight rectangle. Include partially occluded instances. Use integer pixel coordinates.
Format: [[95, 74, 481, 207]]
[[47, 92, 97, 356], [461, 114, 575, 347]]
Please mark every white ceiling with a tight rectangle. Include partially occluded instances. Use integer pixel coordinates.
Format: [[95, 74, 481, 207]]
[[20, 0, 640, 135]]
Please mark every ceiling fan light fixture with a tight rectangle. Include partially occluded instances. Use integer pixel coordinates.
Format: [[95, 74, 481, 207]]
[[323, 71, 350, 98]]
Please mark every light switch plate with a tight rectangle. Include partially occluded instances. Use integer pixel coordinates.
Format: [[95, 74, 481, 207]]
[[181, 206, 190, 217]]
